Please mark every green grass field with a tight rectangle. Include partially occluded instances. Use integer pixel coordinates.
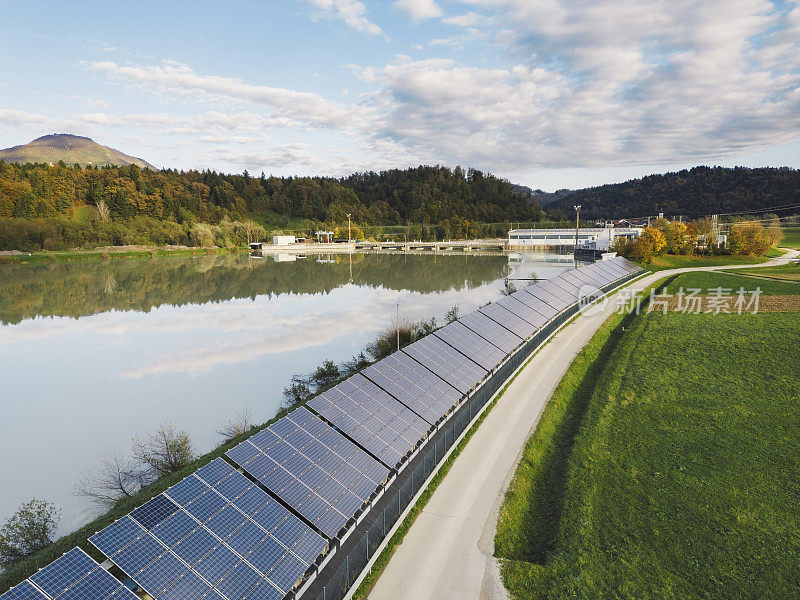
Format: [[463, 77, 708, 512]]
[[645, 253, 769, 271], [663, 270, 800, 295], [781, 227, 800, 249], [496, 303, 800, 599]]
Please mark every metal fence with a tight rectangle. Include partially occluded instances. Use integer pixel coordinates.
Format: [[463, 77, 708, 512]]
[[304, 269, 643, 600]]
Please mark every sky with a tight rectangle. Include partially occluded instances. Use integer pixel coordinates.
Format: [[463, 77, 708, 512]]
[[0, 0, 799, 191]]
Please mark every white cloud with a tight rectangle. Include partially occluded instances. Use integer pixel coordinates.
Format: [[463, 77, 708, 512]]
[[393, 0, 442, 21], [301, 0, 386, 37], [442, 12, 484, 27], [86, 60, 356, 129]]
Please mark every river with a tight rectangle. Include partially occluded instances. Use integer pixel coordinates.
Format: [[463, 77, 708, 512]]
[[0, 249, 583, 535]]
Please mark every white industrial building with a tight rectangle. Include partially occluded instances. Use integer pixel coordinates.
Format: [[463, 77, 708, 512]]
[[273, 235, 296, 246], [508, 227, 642, 251]]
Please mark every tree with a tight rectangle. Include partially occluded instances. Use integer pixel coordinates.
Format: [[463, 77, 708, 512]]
[[728, 221, 769, 256], [216, 409, 254, 441], [629, 227, 667, 263], [74, 453, 149, 508], [342, 352, 370, 377], [311, 360, 341, 389], [132, 424, 194, 477], [283, 375, 312, 407], [445, 305, 460, 323], [0, 499, 60, 567], [764, 214, 784, 246]]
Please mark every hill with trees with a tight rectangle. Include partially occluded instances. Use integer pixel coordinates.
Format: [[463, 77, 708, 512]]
[[552, 166, 800, 219], [0, 134, 156, 169], [0, 161, 544, 250]]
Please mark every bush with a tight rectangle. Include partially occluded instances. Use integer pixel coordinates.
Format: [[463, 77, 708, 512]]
[[729, 221, 770, 256]]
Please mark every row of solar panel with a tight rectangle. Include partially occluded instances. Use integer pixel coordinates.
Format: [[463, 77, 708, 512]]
[[81, 458, 326, 600], [0, 548, 137, 600], [0, 258, 639, 600]]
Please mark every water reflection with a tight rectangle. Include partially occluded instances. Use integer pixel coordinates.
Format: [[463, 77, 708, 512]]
[[0, 250, 578, 534]]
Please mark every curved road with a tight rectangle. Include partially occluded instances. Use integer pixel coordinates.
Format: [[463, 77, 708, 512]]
[[367, 249, 799, 600]]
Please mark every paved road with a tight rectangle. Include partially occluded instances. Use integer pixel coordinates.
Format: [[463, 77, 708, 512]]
[[367, 250, 799, 600]]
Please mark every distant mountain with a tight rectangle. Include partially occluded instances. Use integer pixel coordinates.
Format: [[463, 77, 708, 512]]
[[0, 134, 156, 169], [532, 188, 574, 206], [550, 166, 800, 219]]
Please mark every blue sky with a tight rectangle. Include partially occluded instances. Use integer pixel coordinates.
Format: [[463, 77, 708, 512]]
[[1, 0, 799, 190]]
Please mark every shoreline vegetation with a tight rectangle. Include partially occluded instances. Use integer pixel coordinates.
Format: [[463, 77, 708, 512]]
[[0, 305, 460, 594]]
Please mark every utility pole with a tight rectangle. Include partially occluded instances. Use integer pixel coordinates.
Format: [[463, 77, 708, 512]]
[[396, 303, 400, 351], [573, 204, 582, 250], [346, 213, 351, 243]]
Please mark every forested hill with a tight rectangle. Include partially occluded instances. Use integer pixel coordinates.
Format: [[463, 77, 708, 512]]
[[0, 162, 540, 225], [552, 166, 800, 219], [0, 161, 547, 249]]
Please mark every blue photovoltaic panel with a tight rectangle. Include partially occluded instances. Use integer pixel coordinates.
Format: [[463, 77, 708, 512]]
[[113, 532, 166, 575], [172, 526, 218, 566], [511, 288, 558, 320], [0, 581, 48, 600], [130, 494, 179, 530], [183, 488, 227, 523], [458, 310, 523, 354], [579, 263, 615, 284], [432, 321, 507, 371], [215, 561, 262, 600], [163, 474, 210, 507], [89, 516, 146, 558], [159, 571, 210, 600], [482, 297, 543, 334], [135, 551, 188, 597], [104, 585, 140, 600], [308, 373, 430, 467], [58, 566, 122, 600], [194, 458, 237, 487], [228, 407, 388, 538], [29, 548, 97, 598], [214, 470, 253, 502], [361, 353, 460, 425], [243, 579, 284, 600], [402, 334, 487, 396], [151, 509, 199, 548]]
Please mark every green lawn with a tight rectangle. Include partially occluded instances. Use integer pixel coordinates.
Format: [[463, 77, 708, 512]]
[[496, 303, 800, 599], [645, 253, 769, 271], [782, 227, 800, 249], [663, 270, 800, 295]]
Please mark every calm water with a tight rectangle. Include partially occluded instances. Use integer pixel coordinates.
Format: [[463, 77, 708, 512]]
[[0, 250, 581, 534]]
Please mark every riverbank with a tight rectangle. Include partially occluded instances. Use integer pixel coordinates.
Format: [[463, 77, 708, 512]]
[[0, 245, 242, 264]]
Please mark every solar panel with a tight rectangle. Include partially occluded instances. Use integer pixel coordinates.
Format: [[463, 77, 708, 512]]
[[89, 516, 147, 558], [492, 295, 548, 330], [548, 275, 582, 301], [457, 310, 523, 354], [536, 279, 574, 305], [432, 321, 507, 371], [57, 566, 123, 600], [510, 288, 558, 320], [578, 263, 615, 285], [308, 373, 430, 468], [361, 352, 462, 424], [478, 298, 538, 339], [402, 334, 487, 396], [588, 261, 621, 282], [0, 582, 47, 600], [568, 268, 606, 289], [130, 495, 180, 530], [227, 408, 388, 538], [557, 271, 593, 293], [522, 283, 570, 311], [29, 548, 97, 598]]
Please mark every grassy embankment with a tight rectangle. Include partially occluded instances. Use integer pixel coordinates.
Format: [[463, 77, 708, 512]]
[[495, 273, 800, 599], [780, 226, 800, 249], [661, 269, 800, 295]]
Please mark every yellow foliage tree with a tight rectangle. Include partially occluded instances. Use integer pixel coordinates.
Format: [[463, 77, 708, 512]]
[[629, 227, 667, 263], [728, 222, 769, 256]]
